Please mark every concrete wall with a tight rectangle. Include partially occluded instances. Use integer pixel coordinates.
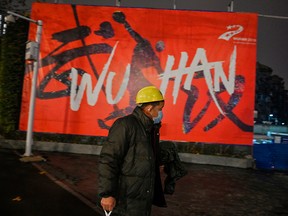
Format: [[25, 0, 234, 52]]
[[0, 139, 254, 168]]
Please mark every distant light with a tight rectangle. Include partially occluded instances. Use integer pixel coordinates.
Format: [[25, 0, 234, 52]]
[[269, 114, 273, 117], [282, 123, 285, 125], [4, 14, 16, 23]]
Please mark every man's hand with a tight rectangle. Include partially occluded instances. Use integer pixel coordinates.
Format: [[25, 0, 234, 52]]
[[101, 196, 116, 211], [160, 165, 165, 173]]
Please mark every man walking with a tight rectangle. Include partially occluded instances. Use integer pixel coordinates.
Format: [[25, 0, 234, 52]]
[[98, 86, 166, 216]]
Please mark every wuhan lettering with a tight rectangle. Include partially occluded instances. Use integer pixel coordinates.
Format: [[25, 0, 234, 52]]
[[70, 43, 237, 115]]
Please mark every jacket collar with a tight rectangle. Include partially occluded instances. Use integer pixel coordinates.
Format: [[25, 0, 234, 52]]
[[132, 106, 154, 131]]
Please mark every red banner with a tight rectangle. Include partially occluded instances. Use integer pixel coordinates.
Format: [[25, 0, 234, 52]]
[[20, 3, 258, 145]]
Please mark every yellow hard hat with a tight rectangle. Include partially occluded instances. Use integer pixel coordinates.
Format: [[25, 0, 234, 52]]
[[136, 86, 164, 104]]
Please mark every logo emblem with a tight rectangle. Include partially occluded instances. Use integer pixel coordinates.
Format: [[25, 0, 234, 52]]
[[218, 25, 244, 41]]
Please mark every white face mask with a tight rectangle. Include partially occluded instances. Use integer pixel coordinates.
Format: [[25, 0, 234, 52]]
[[153, 110, 163, 124]]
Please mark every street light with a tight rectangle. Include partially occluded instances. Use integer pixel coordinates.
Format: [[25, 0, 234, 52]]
[[5, 11, 44, 161], [268, 114, 273, 123]]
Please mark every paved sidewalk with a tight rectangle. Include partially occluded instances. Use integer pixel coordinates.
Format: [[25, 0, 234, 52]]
[[0, 148, 101, 216], [0, 148, 288, 216], [33, 150, 288, 216]]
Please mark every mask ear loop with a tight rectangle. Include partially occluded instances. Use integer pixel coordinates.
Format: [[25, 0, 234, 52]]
[[104, 210, 112, 216]]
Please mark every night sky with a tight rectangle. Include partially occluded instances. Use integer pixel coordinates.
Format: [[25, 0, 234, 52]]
[[233, 0, 288, 90]]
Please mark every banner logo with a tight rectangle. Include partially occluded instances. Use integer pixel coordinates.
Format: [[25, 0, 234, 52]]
[[218, 25, 244, 41]]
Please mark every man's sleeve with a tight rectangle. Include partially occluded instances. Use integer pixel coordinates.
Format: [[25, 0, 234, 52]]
[[98, 118, 129, 198]]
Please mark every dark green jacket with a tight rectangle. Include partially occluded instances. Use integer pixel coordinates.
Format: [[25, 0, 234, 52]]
[[99, 106, 166, 216]]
